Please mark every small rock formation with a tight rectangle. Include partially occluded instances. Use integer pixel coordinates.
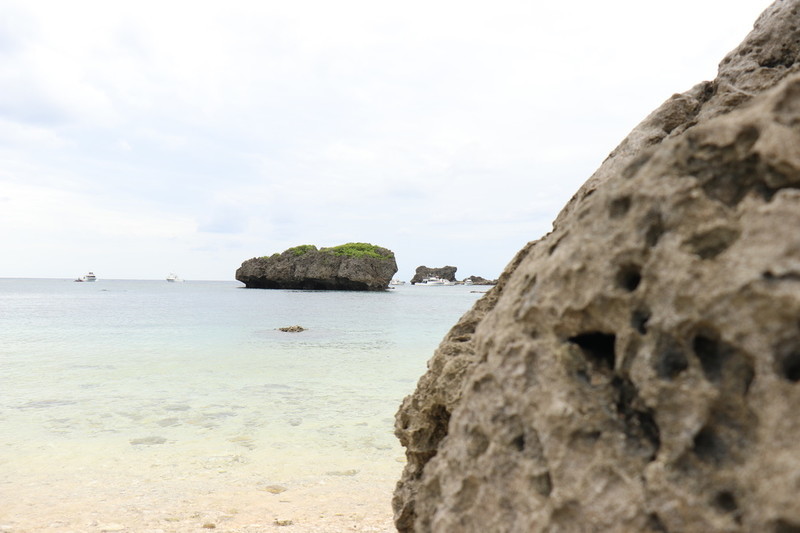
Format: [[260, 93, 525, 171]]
[[464, 275, 497, 285], [410, 266, 457, 285], [236, 243, 397, 291], [394, 2, 800, 532], [278, 325, 305, 332]]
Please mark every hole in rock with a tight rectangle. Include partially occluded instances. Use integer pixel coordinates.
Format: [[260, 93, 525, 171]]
[[550, 501, 583, 528], [522, 273, 538, 294], [693, 333, 725, 383], [613, 376, 661, 458], [693, 426, 726, 464], [713, 491, 738, 513], [581, 430, 601, 443], [761, 55, 796, 69], [684, 227, 740, 260], [623, 153, 653, 179], [693, 330, 755, 394], [472, 375, 494, 393], [691, 146, 785, 207], [631, 309, 650, 334], [735, 125, 761, 151], [774, 519, 800, 533], [779, 350, 800, 382], [647, 513, 669, 532], [655, 335, 689, 380], [511, 433, 525, 452], [568, 332, 616, 371], [548, 235, 565, 256], [762, 271, 800, 282], [616, 264, 642, 292], [427, 404, 451, 448], [467, 428, 490, 458], [532, 472, 552, 497], [644, 211, 665, 247], [609, 196, 632, 218]]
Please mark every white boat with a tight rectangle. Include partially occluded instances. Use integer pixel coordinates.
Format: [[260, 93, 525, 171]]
[[390, 279, 406, 285], [420, 277, 450, 285], [75, 271, 97, 282], [166, 273, 183, 282]]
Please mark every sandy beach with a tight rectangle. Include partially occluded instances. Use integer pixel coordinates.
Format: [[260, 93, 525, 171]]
[[0, 470, 397, 532], [0, 418, 402, 533], [1, 434, 400, 533]]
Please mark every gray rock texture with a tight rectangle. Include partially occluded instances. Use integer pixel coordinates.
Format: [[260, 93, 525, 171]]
[[236, 243, 397, 291], [394, 2, 800, 532], [411, 266, 458, 284]]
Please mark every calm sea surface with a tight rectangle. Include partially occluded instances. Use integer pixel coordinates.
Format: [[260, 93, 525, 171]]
[[0, 278, 483, 529]]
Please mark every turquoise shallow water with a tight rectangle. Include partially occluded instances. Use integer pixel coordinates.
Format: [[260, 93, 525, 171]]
[[0, 278, 483, 529]]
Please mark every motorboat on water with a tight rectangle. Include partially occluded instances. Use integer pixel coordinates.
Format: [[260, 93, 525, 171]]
[[166, 273, 183, 282], [74, 272, 97, 282], [390, 279, 406, 285], [419, 277, 450, 285]]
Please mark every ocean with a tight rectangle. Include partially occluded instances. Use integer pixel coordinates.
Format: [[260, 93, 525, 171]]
[[0, 278, 483, 532]]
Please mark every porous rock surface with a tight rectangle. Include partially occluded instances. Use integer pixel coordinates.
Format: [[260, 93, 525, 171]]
[[411, 266, 458, 284], [236, 246, 397, 291], [394, 2, 800, 532]]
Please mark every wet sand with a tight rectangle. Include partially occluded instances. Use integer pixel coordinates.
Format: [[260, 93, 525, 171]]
[[0, 461, 398, 532]]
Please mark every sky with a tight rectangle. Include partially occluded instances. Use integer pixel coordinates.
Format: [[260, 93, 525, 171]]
[[0, 0, 774, 281]]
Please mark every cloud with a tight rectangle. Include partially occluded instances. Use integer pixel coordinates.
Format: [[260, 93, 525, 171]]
[[0, 117, 65, 147], [0, 0, 775, 279], [197, 209, 248, 234], [0, 180, 193, 238]]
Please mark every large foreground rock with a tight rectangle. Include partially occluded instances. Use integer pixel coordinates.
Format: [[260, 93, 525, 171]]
[[395, 2, 800, 532], [236, 243, 397, 291]]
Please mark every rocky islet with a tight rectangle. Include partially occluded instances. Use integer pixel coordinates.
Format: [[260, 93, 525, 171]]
[[410, 266, 458, 284], [236, 243, 397, 291]]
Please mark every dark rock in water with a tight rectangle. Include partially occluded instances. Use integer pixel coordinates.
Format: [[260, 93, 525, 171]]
[[410, 266, 457, 284], [325, 469, 359, 476], [236, 243, 397, 291], [278, 325, 305, 332], [260, 484, 288, 494], [394, 3, 800, 532], [464, 275, 496, 285]]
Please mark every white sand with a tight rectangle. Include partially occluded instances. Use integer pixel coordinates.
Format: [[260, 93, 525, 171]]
[[0, 457, 399, 532]]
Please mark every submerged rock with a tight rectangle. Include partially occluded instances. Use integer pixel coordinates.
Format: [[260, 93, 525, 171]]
[[278, 325, 306, 332], [410, 266, 457, 284], [236, 243, 397, 291], [260, 484, 288, 494], [394, 2, 800, 532]]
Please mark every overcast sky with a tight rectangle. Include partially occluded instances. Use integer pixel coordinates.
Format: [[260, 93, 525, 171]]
[[0, 0, 773, 281]]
